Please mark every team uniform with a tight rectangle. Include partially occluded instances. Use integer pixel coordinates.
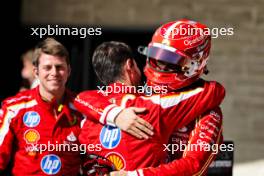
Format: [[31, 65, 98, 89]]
[[0, 87, 82, 176], [127, 19, 223, 175], [138, 107, 223, 176], [74, 80, 225, 175], [0, 109, 3, 126]]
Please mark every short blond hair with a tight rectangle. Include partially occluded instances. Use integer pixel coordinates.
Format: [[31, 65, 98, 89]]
[[33, 37, 70, 67]]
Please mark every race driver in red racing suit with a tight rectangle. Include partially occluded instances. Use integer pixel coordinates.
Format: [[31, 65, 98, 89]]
[[0, 38, 83, 176], [76, 82, 224, 176], [0, 88, 83, 176], [122, 20, 225, 176], [74, 20, 225, 176]]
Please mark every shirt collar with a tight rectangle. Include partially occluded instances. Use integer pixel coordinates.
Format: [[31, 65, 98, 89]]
[[33, 86, 75, 123]]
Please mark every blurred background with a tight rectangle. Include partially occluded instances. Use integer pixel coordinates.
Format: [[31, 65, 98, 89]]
[[1, 0, 264, 175]]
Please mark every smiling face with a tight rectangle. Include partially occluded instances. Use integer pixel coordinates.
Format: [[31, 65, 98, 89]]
[[35, 53, 70, 99]]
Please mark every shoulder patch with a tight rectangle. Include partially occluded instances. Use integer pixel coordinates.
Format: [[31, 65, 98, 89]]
[[0, 100, 38, 145]]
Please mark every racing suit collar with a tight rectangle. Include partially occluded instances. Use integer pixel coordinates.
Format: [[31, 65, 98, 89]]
[[33, 86, 75, 123]]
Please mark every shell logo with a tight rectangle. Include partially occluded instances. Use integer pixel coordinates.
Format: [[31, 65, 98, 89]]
[[105, 152, 125, 170], [24, 129, 40, 144]]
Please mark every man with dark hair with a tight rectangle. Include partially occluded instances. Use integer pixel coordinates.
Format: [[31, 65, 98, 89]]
[[0, 37, 152, 176], [75, 20, 225, 176], [92, 41, 141, 86]]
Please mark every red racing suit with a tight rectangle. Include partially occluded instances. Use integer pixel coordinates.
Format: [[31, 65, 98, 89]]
[[0, 109, 3, 127], [0, 87, 83, 176], [131, 107, 223, 176], [74, 80, 225, 175]]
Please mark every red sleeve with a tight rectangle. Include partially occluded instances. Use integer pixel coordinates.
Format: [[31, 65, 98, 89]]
[[134, 107, 223, 176], [159, 80, 225, 130], [0, 104, 15, 171], [75, 81, 225, 128], [74, 90, 123, 126]]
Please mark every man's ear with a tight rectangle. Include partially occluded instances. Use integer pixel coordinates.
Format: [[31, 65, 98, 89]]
[[125, 58, 134, 71]]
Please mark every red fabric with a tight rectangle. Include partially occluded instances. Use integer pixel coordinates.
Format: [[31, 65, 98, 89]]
[[141, 107, 223, 176], [74, 80, 225, 174], [0, 87, 82, 176]]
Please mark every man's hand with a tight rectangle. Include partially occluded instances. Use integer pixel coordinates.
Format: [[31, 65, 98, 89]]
[[115, 107, 154, 139], [109, 170, 128, 176]]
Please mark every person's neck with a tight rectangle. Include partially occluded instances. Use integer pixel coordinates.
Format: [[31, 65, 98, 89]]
[[39, 87, 65, 103]]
